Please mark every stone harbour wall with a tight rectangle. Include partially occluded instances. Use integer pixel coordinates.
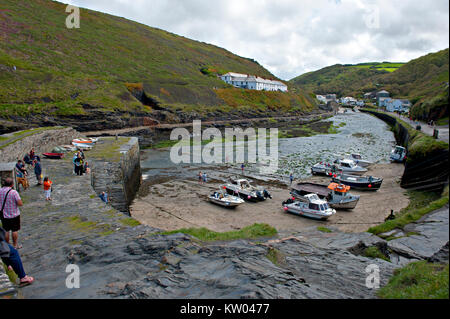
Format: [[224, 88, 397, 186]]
[[90, 137, 141, 214], [0, 127, 82, 162]]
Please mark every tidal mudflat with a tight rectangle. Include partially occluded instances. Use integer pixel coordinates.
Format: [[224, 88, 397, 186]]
[[130, 112, 410, 233]]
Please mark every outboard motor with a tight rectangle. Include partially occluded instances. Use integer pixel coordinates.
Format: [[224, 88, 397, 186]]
[[263, 189, 272, 199], [256, 191, 265, 200], [282, 198, 294, 205]]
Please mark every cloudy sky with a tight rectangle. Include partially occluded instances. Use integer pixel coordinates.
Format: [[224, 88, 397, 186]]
[[62, 0, 449, 80]]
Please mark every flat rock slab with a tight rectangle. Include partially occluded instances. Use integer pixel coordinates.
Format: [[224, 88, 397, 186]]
[[388, 205, 449, 260]]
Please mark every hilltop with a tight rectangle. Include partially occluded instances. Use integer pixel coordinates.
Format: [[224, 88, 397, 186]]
[[290, 49, 449, 122], [0, 0, 317, 133]]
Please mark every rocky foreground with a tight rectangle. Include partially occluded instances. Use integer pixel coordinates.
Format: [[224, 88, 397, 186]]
[[1, 157, 448, 299]]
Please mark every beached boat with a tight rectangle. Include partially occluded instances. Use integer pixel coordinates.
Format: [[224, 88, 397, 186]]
[[208, 191, 245, 208], [224, 178, 272, 202], [311, 159, 367, 176], [390, 145, 407, 163], [291, 182, 360, 210], [72, 138, 97, 144], [343, 153, 373, 168], [72, 142, 93, 150], [42, 153, 65, 159], [282, 194, 336, 220], [332, 174, 383, 191]]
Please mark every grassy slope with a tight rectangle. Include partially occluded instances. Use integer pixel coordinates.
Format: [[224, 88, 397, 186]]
[[0, 0, 315, 121], [289, 62, 404, 97], [290, 49, 449, 121]]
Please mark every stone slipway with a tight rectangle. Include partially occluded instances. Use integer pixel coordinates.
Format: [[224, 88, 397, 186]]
[[1, 149, 448, 299]]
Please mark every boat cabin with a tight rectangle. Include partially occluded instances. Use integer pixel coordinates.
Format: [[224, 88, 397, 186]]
[[328, 183, 351, 196]]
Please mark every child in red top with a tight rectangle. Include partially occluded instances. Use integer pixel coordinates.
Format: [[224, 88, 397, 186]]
[[43, 177, 53, 201]]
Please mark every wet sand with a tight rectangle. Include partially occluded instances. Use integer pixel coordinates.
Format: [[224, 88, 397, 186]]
[[130, 163, 409, 234]]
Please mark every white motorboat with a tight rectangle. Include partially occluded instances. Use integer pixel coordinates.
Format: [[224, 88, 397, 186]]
[[208, 190, 245, 208], [224, 178, 272, 201], [282, 194, 336, 220], [72, 142, 93, 150], [390, 146, 407, 163], [342, 153, 373, 168], [291, 182, 360, 210], [311, 159, 367, 176]]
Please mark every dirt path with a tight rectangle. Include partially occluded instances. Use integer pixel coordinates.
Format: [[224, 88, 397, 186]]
[[130, 163, 409, 234]]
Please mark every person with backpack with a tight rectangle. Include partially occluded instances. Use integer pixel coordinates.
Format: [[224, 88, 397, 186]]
[[34, 159, 42, 185], [0, 178, 23, 249]]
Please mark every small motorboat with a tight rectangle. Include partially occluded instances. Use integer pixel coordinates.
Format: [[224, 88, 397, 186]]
[[311, 159, 367, 176], [291, 182, 360, 210], [332, 174, 383, 191], [224, 178, 272, 202], [42, 153, 65, 159], [61, 145, 77, 152], [208, 190, 245, 208], [282, 194, 336, 220], [390, 146, 407, 163], [342, 153, 373, 168], [72, 142, 93, 150], [72, 138, 94, 144]]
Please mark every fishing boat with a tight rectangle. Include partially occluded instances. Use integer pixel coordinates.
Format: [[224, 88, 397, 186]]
[[42, 153, 65, 159], [311, 159, 367, 176], [224, 178, 272, 202], [332, 174, 383, 191], [291, 182, 360, 210], [342, 153, 373, 168], [208, 190, 245, 208], [282, 194, 336, 220], [390, 145, 407, 163]]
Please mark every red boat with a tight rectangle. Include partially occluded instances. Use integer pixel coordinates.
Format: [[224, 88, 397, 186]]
[[43, 153, 65, 159]]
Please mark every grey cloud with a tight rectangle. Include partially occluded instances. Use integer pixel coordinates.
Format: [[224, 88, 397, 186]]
[[63, 0, 449, 80]]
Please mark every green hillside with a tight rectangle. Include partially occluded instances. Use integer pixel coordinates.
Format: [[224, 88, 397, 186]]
[[289, 62, 405, 97], [290, 49, 449, 122], [0, 0, 316, 133]]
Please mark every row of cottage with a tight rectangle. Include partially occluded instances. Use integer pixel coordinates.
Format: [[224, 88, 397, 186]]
[[219, 72, 288, 92], [217, 72, 410, 114], [317, 90, 411, 113]]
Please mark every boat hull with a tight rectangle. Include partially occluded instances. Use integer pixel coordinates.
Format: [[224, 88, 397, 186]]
[[208, 197, 243, 208], [284, 207, 334, 220], [329, 199, 359, 209], [332, 177, 382, 191]]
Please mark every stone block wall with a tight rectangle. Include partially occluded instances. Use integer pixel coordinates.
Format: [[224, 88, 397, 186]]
[[90, 137, 141, 214]]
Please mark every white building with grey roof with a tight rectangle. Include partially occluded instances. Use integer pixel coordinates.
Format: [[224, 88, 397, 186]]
[[220, 72, 288, 92]]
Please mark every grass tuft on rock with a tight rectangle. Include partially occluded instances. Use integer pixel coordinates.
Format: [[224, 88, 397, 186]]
[[378, 261, 449, 299], [161, 223, 277, 242], [317, 226, 333, 233], [368, 186, 449, 235], [364, 246, 390, 262], [266, 247, 286, 266]]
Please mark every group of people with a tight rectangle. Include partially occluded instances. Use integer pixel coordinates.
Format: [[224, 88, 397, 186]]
[[198, 171, 208, 184], [0, 177, 34, 286], [72, 150, 90, 176]]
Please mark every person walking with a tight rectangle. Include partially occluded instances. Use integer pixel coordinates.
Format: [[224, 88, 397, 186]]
[[74, 154, 83, 176], [34, 159, 42, 185], [1, 226, 34, 286], [289, 173, 294, 185], [0, 178, 23, 249], [198, 172, 203, 184], [43, 177, 53, 201], [202, 172, 207, 183], [241, 163, 245, 174]]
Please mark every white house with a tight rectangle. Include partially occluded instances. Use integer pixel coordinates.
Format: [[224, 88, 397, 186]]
[[380, 98, 412, 113], [340, 96, 357, 105], [316, 95, 327, 104], [220, 72, 288, 92]]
